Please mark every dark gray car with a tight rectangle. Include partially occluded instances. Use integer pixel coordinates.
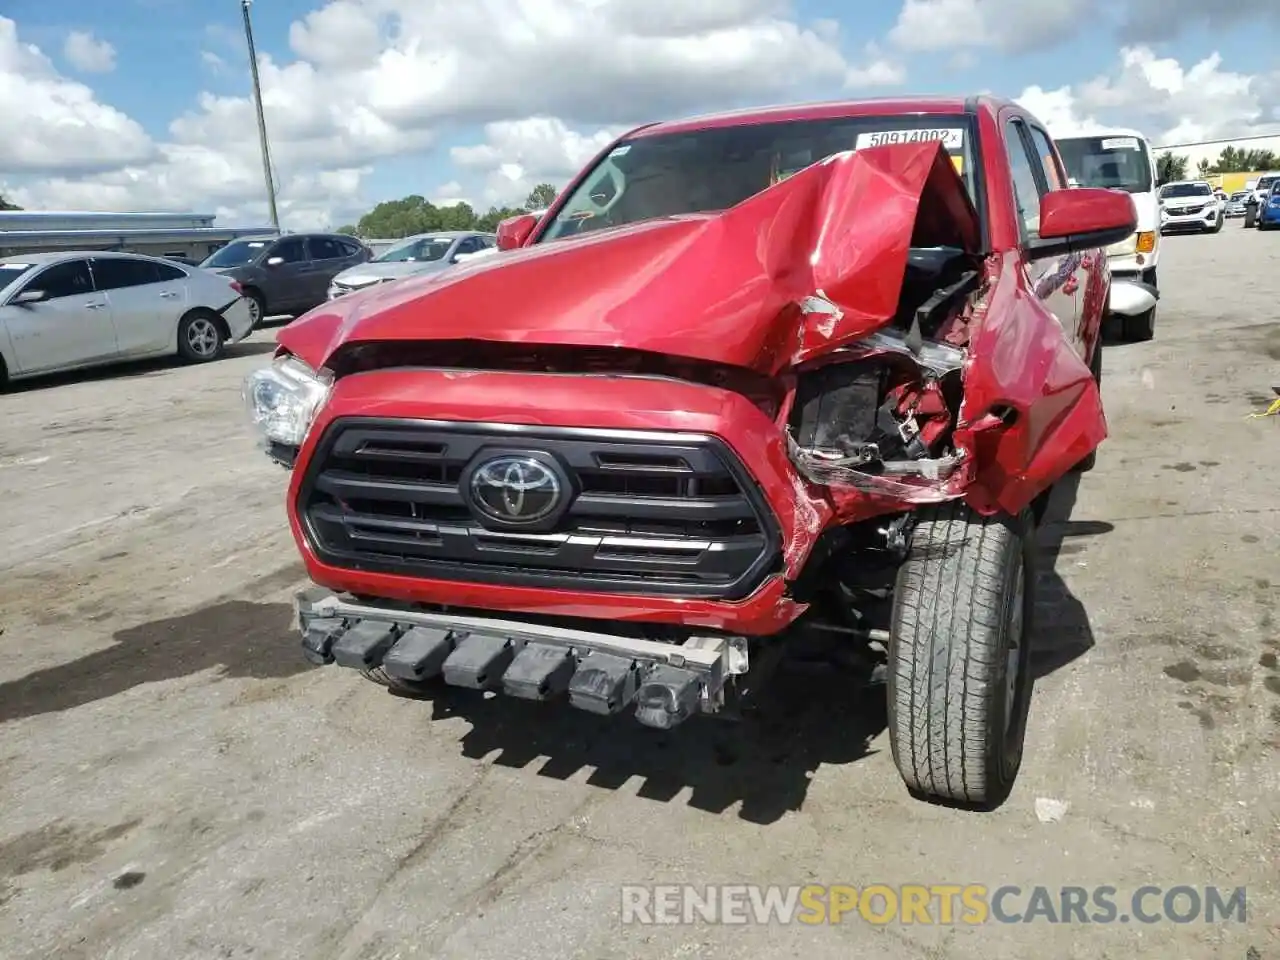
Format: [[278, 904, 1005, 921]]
[[199, 233, 370, 326]]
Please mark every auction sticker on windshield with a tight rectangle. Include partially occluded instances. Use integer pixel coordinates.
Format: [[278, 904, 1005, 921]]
[[1100, 137, 1140, 150], [856, 128, 964, 150]]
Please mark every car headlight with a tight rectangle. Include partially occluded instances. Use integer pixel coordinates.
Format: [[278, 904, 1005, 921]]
[[242, 354, 332, 448], [1106, 232, 1138, 256]]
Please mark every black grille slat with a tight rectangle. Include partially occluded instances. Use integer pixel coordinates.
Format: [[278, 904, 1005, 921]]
[[298, 419, 782, 599]]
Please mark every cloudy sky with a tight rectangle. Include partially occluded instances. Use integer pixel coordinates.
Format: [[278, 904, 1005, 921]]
[[2, 0, 1278, 230]]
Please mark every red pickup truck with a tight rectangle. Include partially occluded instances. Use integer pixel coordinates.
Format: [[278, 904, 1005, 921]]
[[244, 95, 1134, 809]]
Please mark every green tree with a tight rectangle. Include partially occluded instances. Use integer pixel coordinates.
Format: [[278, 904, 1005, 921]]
[[525, 183, 558, 209], [0, 195, 20, 210], [1208, 147, 1279, 173], [335, 223, 357, 235], [474, 205, 529, 232], [1155, 151, 1188, 185], [1196, 158, 1212, 177]]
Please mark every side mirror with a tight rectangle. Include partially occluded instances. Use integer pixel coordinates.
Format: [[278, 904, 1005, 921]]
[[265, 256, 284, 267], [496, 213, 539, 251], [1027, 188, 1137, 261], [13, 288, 47, 305]]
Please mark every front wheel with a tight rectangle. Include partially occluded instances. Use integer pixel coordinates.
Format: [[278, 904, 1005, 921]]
[[244, 288, 267, 329], [1123, 305, 1155, 342], [887, 503, 1036, 809]]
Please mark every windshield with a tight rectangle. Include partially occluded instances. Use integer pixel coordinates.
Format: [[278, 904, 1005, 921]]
[[1055, 135, 1153, 193], [201, 239, 271, 268], [1160, 183, 1212, 198], [375, 236, 454, 262], [1231, 192, 1249, 200], [537, 114, 977, 243], [0, 263, 34, 291], [1257, 177, 1276, 190]]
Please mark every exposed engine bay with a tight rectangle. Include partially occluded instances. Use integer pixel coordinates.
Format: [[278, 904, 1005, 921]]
[[786, 244, 981, 500]]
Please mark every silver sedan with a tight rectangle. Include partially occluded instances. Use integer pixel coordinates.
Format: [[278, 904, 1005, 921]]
[[0, 251, 253, 388]]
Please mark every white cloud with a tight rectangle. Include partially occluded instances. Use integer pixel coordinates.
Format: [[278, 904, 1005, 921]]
[[7, 2, 864, 226], [451, 117, 623, 205], [1016, 46, 1280, 144], [889, 0, 1082, 52], [63, 29, 116, 73], [844, 44, 905, 89], [200, 50, 225, 72], [0, 19, 150, 175]]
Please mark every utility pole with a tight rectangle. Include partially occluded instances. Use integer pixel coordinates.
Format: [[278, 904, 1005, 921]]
[[241, 0, 280, 231]]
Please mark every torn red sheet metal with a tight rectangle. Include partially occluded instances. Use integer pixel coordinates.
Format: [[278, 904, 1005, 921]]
[[276, 140, 979, 377]]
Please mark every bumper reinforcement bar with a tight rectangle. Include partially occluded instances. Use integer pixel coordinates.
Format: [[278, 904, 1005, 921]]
[[293, 589, 749, 729]]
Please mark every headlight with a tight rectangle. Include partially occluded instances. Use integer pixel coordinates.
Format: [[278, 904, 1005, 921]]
[[242, 354, 332, 448], [1106, 232, 1138, 256]]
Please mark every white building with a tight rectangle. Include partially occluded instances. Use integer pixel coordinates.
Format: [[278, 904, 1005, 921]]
[[0, 210, 278, 261]]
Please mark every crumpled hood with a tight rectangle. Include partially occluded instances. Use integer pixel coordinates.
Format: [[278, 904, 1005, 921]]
[[278, 141, 980, 375], [332, 260, 450, 286]]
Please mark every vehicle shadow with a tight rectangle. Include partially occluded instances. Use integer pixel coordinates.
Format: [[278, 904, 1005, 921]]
[[370, 478, 1105, 823], [0, 566, 312, 725], [399, 661, 887, 825], [2, 340, 278, 393], [1031, 471, 1107, 679]]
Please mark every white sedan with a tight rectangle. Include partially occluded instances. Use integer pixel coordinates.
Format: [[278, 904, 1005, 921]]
[[0, 251, 253, 388]]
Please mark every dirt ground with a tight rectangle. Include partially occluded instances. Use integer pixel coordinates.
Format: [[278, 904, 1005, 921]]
[[0, 225, 1277, 960]]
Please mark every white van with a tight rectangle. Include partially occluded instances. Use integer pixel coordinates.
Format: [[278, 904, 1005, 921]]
[[1053, 128, 1160, 341]]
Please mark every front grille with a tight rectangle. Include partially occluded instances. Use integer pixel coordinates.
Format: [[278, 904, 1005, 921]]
[[298, 418, 782, 599]]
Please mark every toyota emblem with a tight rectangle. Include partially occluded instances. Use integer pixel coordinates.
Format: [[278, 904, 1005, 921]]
[[468, 455, 564, 524]]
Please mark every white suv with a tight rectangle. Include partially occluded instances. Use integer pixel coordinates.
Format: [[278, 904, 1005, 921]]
[[1158, 180, 1223, 233]]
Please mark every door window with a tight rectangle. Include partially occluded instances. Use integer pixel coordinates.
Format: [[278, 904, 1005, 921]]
[[308, 237, 346, 261], [154, 261, 188, 282], [271, 237, 307, 263], [454, 237, 480, 256], [27, 259, 93, 299], [91, 257, 161, 290], [1004, 119, 1048, 239], [1026, 126, 1067, 192]]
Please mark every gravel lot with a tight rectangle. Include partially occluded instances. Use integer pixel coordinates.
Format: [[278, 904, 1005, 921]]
[[1, 226, 1277, 960]]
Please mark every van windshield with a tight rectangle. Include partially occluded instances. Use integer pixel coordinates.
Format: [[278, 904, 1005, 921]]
[[537, 113, 978, 243], [1055, 135, 1153, 193]]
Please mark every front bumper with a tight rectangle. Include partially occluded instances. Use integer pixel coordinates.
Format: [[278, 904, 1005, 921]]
[[1160, 205, 1219, 230], [294, 587, 749, 728], [286, 369, 819, 636], [1107, 278, 1159, 317]]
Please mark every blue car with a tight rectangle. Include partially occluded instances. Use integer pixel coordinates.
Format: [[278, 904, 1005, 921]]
[[1260, 183, 1280, 230]]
